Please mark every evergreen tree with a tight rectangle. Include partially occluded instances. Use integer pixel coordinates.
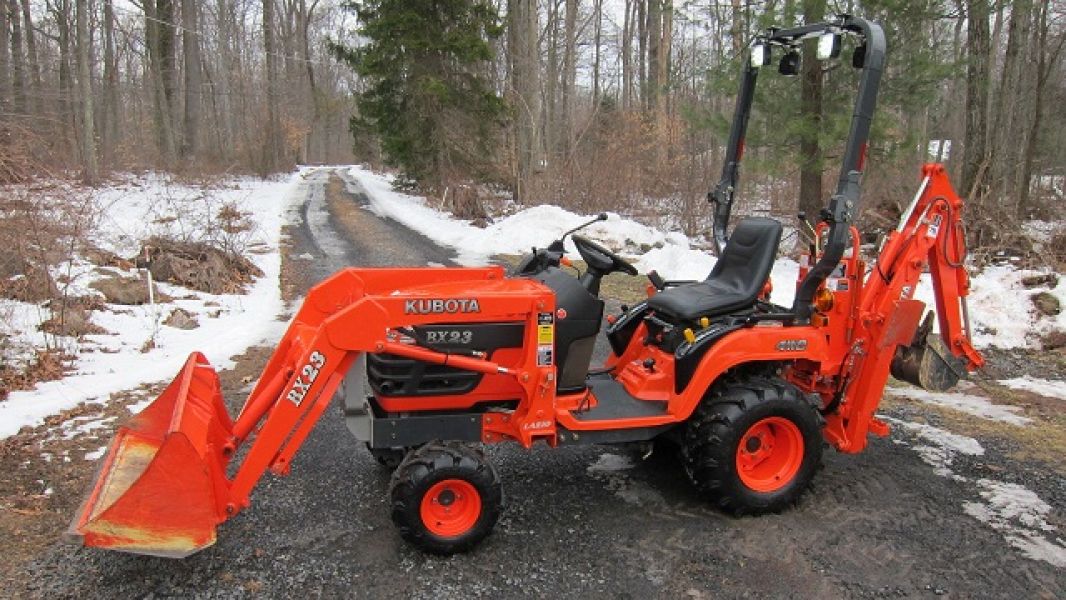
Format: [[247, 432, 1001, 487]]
[[331, 0, 505, 192]]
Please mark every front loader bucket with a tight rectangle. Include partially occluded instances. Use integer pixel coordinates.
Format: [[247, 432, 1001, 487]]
[[69, 352, 235, 557]]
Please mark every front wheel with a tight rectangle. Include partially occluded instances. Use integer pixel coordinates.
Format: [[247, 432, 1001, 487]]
[[389, 442, 502, 554], [681, 376, 823, 514]]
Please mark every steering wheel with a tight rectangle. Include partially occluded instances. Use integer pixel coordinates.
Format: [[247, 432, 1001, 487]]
[[571, 234, 638, 276]]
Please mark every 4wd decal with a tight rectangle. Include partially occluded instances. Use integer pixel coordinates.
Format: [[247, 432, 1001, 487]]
[[776, 339, 808, 352], [404, 298, 481, 314], [287, 350, 327, 406]]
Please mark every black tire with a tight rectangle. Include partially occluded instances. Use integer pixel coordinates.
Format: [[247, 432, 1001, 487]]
[[366, 443, 407, 470], [389, 442, 502, 555], [681, 375, 823, 515]]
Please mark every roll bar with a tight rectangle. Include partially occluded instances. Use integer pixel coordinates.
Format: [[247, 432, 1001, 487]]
[[707, 15, 886, 322]]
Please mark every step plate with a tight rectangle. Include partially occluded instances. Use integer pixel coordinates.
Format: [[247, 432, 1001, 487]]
[[573, 375, 668, 421]]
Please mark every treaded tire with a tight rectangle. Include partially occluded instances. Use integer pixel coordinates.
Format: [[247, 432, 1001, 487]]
[[366, 443, 407, 470], [389, 442, 502, 554], [681, 375, 823, 515]]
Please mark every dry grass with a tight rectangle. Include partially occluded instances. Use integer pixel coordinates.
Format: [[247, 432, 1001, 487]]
[[881, 381, 1066, 476]]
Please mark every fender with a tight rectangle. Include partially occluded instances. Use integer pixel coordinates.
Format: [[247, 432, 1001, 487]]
[[669, 326, 833, 420]]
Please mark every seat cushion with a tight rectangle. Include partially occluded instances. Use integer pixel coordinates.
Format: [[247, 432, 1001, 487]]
[[647, 217, 782, 321], [645, 279, 755, 321]]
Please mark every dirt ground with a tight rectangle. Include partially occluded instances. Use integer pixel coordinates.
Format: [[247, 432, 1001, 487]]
[[2, 168, 1063, 598]]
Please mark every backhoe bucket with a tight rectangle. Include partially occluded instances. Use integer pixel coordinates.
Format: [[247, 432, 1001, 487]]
[[891, 314, 966, 392], [69, 352, 235, 557]]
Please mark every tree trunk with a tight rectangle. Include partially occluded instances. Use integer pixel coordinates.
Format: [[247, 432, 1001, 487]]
[[298, 0, 318, 163], [144, 1, 178, 163], [622, 0, 632, 110], [8, 0, 24, 114], [18, 0, 38, 105], [56, 0, 74, 135], [646, 0, 660, 113], [637, 0, 645, 110], [961, 0, 991, 202], [0, 0, 10, 112], [508, 0, 540, 203], [102, 0, 119, 163], [76, 0, 98, 182], [560, 0, 577, 157], [544, 1, 559, 164], [991, 0, 1031, 204], [798, 0, 825, 221], [215, 0, 235, 159], [1017, 0, 1051, 217], [181, 0, 202, 159], [592, 0, 602, 104], [659, 1, 672, 115], [263, 0, 283, 172]]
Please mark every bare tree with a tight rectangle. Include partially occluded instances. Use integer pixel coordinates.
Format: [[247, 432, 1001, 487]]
[[798, 0, 825, 221], [102, 0, 119, 162], [8, 0, 24, 114], [18, 0, 38, 109], [145, 0, 177, 162], [75, 0, 98, 182], [508, 0, 541, 202], [961, 0, 991, 201], [0, 0, 10, 111], [181, 0, 202, 159], [646, 0, 661, 113], [560, 0, 578, 157], [263, 0, 283, 172]]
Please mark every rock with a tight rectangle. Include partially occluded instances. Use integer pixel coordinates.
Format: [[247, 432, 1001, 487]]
[[163, 308, 200, 330], [1031, 291, 1061, 317], [83, 245, 135, 270], [90, 274, 169, 305], [1040, 331, 1066, 352], [1020, 273, 1058, 289], [0, 264, 59, 302], [38, 307, 107, 337]]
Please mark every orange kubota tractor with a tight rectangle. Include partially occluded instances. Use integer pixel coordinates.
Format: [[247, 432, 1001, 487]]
[[71, 15, 984, 557]]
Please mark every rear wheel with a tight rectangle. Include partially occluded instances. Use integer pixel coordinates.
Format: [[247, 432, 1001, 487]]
[[389, 442, 502, 554], [681, 375, 823, 514]]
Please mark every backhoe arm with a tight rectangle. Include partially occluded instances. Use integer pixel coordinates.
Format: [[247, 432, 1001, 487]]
[[823, 164, 984, 453]]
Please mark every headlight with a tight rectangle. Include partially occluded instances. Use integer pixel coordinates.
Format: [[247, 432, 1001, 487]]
[[750, 43, 770, 68], [816, 32, 841, 60]]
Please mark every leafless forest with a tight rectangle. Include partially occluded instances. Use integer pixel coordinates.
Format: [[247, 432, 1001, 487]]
[[0, 1, 1063, 254]]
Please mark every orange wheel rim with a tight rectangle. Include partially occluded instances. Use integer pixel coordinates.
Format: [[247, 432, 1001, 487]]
[[420, 479, 481, 537], [735, 417, 804, 493]]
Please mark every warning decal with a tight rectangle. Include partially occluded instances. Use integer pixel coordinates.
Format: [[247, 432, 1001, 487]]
[[537, 345, 553, 366], [537, 312, 554, 345]]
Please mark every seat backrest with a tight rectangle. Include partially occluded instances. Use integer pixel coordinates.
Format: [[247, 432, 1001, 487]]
[[706, 216, 783, 293]]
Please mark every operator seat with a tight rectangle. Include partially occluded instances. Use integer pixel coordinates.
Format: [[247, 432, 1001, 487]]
[[647, 217, 783, 321]]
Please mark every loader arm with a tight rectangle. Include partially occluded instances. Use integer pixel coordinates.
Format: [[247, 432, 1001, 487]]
[[821, 164, 984, 453], [70, 265, 556, 557]]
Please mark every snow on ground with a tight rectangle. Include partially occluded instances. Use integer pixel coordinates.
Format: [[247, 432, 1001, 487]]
[[0, 171, 302, 438], [999, 376, 1066, 401], [586, 453, 636, 473], [347, 165, 1062, 348], [881, 415, 984, 479], [886, 383, 1032, 426], [884, 413, 1065, 567], [963, 479, 1066, 568]]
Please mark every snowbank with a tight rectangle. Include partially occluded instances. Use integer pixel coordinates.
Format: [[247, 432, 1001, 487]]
[[347, 165, 1061, 348], [0, 172, 300, 438]]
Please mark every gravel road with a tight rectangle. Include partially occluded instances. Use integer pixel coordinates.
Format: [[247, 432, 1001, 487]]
[[11, 168, 1065, 599]]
